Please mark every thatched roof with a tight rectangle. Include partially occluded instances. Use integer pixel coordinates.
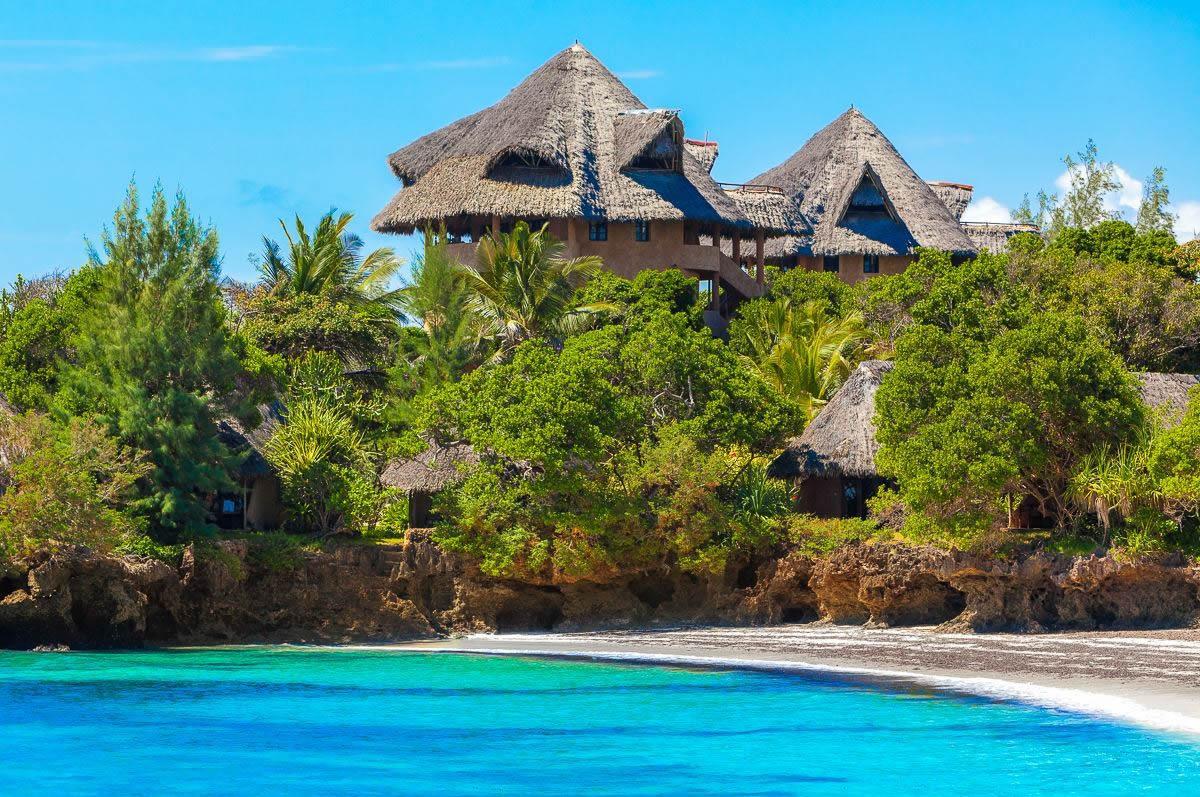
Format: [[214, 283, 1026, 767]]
[[927, 182, 973, 221], [381, 442, 480, 494], [722, 185, 810, 241], [743, 109, 978, 258], [962, 222, 1040, 253], [684, 138, 718, 174], [1138, 372, 1199, 428], [217, 404, 283, 478], [769, 361, 894, 480], [372, 44, 758, 237]]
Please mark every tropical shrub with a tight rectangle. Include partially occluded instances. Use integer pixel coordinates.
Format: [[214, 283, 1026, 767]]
[[0, 412, 149, 558]]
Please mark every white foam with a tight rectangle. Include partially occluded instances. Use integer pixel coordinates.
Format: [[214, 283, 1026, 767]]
[[423, 644, 1200, 737]]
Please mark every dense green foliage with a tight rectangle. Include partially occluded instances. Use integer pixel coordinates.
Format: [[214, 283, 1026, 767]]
[[419, 273, 801, 578], [0, 411, 148, 557], [4, 149, 1200, 569], [59, 184, 273, 539]]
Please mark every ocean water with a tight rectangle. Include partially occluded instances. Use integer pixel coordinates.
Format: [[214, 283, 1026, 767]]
[[0, 648, 1197, 796]]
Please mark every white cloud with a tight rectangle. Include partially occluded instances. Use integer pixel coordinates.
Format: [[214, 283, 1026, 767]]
[[1054, 162, 1143, 216], [200, 45, 295, 62], [1177, 201, 1200, 242], [961, 196, 1011, 224], [616, 69, 661, 79], [0, 42, 300, 71]]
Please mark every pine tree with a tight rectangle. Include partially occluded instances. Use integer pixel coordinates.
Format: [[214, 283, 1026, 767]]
[[64, 182, 257, 539]]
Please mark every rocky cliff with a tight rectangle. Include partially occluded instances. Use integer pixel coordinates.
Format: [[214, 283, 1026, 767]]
[[1, 536, 1197, 649]]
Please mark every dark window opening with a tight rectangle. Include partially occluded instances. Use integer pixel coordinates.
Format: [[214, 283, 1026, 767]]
[[588, 222, 608, 241], [863, 254, 880, 274], [635, 220, 650, 242], [823, 255, 840, 273], [847, 176, 891, 217]]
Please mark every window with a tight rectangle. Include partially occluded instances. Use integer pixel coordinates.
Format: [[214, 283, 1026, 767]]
[[588, 222, 608, 241], [697, 278, 715, 306], [823, 255, 840, 273], [863, 254, 880, 274], [635, 220, 650, 242]]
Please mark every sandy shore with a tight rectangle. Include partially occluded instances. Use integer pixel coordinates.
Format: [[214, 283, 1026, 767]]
[[397, 625, 1200, 735]]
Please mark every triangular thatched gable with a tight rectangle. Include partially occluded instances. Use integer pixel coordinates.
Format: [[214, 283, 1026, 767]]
[[746, 108, 977, 258], [372, 44, 760, 236]]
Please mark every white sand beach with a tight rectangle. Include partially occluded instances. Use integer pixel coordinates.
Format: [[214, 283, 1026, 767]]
[[399, 626, 1200, 735]]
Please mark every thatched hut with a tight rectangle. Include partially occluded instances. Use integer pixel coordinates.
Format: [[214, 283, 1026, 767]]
[[768, 361, 894, 518], [371, 43, 795, 325], [769, 366, 1200, 520], [215, 405, 284, 530], [380, 443, 480, 529], [726, 108, 977, 282]]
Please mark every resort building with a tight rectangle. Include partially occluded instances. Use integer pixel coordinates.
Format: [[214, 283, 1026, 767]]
[[724, 108, 980, 281], [381, 443, 479, 529], [215, 406, 284, 530], [373, 44, 1035, 318], [370, 43, 801, 328]]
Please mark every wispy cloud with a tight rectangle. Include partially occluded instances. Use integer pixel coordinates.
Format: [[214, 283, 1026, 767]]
[[0, 41, 304, 71], [362, 56, 511, 73], [961, 196, 1012, 224], [617, 69, 662, 79]]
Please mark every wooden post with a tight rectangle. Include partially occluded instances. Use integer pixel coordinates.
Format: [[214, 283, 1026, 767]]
[[711, 225, 721, 248], [567, 217, 577, 252], [755, 230, 765, 286], [491, 215, 500, 238], [732, 231, 740, 263], [709, 278, 720, 312]]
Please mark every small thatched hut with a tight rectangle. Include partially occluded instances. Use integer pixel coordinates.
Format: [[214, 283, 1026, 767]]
[[371, 43, 801, 326], [729, 109, 977, 281], [768, 361, 894, 518], [380, 443, 480, 529], [769, 366, 1200, 520], [215, 405, 284, 530]]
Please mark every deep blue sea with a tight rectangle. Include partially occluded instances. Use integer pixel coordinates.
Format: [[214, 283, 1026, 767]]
[[0, 647, 1197, 795]]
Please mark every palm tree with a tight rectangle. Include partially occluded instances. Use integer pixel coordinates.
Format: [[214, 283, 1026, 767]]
[[735, 297, 873, 421], [397, 227, 478, 389], [459, 221, 613, 356], [257, 211, 405, 316]]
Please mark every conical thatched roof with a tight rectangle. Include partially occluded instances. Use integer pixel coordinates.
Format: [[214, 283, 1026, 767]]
[[745, 109, 977, 258], [381, 442, 480, 494], [768, 361, 894, 480], [372, 44, 757, 236], [962, 221, 1040, 253], [1138, 372, 1199, 428]]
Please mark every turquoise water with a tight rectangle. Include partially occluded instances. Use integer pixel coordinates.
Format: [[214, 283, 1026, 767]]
[[1, 648, 1198, 795]]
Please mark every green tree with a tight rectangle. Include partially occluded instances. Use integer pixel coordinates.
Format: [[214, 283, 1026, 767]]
[[462, 221, 613, 356], [420, 300, 801, 579], [0, 267, 102, 410], [234, 290, 398, 365], [62, 182, 265, 539], [732, 297, 872, 421], [1135, 166, 1176, 237], [0, 412, 149, 558], [1056, 139, 1120, 231], [257, 211, 405, 315], [1012, 190, 1057, 229], [875, 311, 1143, 539], [395, 227, 478, 391]]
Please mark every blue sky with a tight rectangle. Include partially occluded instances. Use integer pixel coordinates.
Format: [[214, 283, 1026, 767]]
[[2, 0, 1199, 286]]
